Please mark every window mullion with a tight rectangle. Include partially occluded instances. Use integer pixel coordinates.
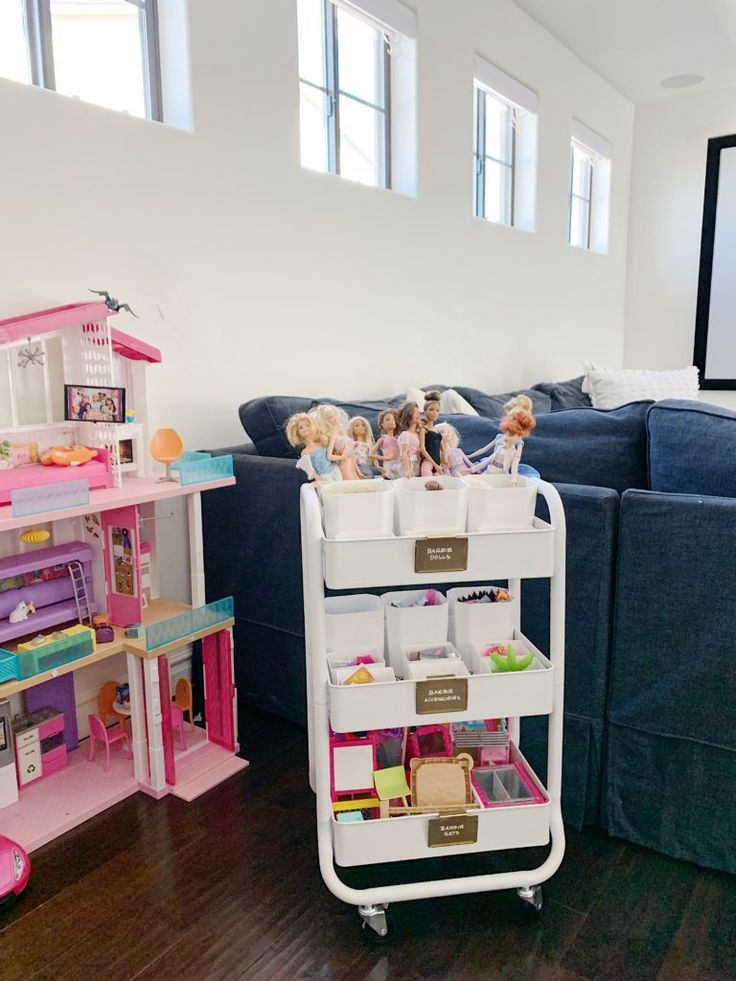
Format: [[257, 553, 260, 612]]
[[138, 0, 162, 121], [476, 89, 486, 219], [509, 108, 517, 226], [25, 0, 54, 90], [325, 0, 339, 175], [382, 34, 391, 190]]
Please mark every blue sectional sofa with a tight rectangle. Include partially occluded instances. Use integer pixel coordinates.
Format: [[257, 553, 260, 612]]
[[201, 387, 736, 873]]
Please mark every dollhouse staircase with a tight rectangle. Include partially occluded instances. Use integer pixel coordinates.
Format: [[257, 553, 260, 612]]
[[171, 740, 248, 803]]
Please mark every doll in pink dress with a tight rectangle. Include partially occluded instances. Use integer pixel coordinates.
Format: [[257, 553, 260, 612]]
[[436, 423, 475, 476], [310, 404, 364, 480], [371, 409, 402, 479], [348, 416, 375, 479], [396, 402, 422, 478]]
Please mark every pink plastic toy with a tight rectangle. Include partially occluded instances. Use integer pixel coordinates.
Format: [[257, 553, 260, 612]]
[[87, 714, 130, 772], [407, 724, 453, 760], [0, 835, 31, 901]]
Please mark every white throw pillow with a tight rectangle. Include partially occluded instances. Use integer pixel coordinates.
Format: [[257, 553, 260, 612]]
[[581, 363, 700, 409], [405, 387, 479, 416]]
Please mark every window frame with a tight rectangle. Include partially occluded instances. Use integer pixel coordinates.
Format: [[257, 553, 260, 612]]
[[298, 0, 392, 189], [473, 84, 516, 226], [19, 0, 162, 121], [568, 140, 594, 249]]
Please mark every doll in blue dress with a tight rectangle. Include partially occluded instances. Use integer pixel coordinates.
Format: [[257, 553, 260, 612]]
[[286, 412, 342, 482]]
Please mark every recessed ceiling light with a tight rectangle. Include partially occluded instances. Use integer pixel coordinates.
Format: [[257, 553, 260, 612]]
[[661, 73, 705, 89]]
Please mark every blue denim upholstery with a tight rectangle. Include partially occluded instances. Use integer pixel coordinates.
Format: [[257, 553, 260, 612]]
[[451, 387, 551, 417], [648, 399, 736, 496], [532, 376, 592, 411], [605, 489, 736, 873]]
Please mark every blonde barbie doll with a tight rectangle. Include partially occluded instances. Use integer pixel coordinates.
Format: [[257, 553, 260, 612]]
[[436, 423, 475, 476], [310, 404, 364, 480], [348, 416, 375, 479], [285, 412, 341, 482]]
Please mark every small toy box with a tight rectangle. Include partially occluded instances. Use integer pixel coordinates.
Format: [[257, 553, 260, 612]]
[[397, 476, 468, 537], [325, 594, 385, 655], [448, 585, 517, 658], [465, 474, 537, 532], [0, 649, 20, 683], [320, 480, 394, 540], [383, 589, 448, 668], [15, 628, 95, 679]]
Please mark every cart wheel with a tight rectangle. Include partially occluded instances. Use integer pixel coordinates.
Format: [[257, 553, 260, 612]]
[[517, 884, 543, 913], [359, 904, 393, 943]]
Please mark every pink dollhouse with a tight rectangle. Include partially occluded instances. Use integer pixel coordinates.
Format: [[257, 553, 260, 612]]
[[0, 302, 246, 854]]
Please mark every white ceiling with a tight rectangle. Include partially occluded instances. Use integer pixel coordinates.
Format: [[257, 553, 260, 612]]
[[512, 0, 736, 103]]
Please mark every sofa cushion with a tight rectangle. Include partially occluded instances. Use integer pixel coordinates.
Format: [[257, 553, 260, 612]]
[[452, 386, 551, 418], [532, 376, 592, 411], [239, 396, 312, 458], [447, 400, 651, 494], [648, 399, 736, 497]]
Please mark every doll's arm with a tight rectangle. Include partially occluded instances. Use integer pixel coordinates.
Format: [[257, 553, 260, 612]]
[[370, 436, 385, 461], [327, 432, 348, 463], [510, 443, 523, 486], [467, 439, 494, 459]]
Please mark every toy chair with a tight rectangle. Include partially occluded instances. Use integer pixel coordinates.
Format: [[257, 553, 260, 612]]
[[150, 428, 184, 482], [170, 703, 188, 750], [99, 680, 129, 736], [87, 714, 130, 772], [174, 677, 195, 730]]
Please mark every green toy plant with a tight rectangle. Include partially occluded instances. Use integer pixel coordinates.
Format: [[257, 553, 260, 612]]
[[489, 642, 533, 673]]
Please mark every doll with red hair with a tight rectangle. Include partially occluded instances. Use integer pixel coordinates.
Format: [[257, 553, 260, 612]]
[[468, 395, 538, 485]]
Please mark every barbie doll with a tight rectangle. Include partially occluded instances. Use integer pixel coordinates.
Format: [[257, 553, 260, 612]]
[[348, 416, 376, 479], [468, 395, 537, 485], [396, 401, 422, 478], [371, 409, 402, 479], [436, 423, 475, 476], [310, 404, 364, 480], [419, 391, 446, 476], [285, 412, 341, 482]]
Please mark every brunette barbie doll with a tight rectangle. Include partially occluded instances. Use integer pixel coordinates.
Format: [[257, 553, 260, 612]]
[[436, 423, 475, 476], [468, 395, 537, 485], [310, 404, 364, 480], [396, 401, 422, 478], [285, 412, 341, 482], [371, 409, 402, 479], [348, 416, 376, 479], [419, 391, 446, 476]]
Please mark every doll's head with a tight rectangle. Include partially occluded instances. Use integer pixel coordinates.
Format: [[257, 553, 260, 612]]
[[310, 403, 349, 436], [503, 394, 533, 415], [500, 409, 536, 440], [423, 391, 442, 424], [397, 401, 421, 433], [378, 409, 397, 435], [348, 416, 374, 444], [286, 412, 324, 448], [436, 422, 459, 448]]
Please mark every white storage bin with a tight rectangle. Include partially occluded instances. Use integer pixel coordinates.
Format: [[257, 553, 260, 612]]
[[406, 657, 469, 681], [332, 742, 549, 866], [397, 476, 468, 537], [469, 632, 535, 675], [465, 474, 537, 532], [383, 589, 448, 666], [320, 479, 395, 540], [448, 586, 517, 658], [325, 595, 385, 656], [326, 650, 385, 684]]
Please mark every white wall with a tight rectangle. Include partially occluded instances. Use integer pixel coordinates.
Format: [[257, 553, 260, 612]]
[[0, 0, 634, 449], [624, 85, 736, 411]]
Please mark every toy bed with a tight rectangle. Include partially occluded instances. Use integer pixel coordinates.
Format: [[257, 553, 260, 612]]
[[0, 450, 113, 506]]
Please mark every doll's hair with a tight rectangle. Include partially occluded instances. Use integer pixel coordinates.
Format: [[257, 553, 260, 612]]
[[309, 403, 349, 435], [423, 390, 442, 411], [435, 422, 459, 448], [286, 412, 324, 448], [378, 408, 398, 431], [348, 416, 374, 443], [500, 409, 536, 440], [503, 394, 533, 415], [396, 401, 419, 434]]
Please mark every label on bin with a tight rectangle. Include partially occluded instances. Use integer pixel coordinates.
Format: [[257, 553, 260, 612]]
[[415, 677, 468, 715], [428, 814, 478, 848], [414, 537, 468, 574]]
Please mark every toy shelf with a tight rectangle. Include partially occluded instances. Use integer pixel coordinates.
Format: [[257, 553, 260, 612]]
[[0, 475, 235, 533], [300, 480, 567, 937], [328, 636, 553, 732], [323, 520, 554, 590], [332, 743, 549, 867], [0, 597, 235, 699]]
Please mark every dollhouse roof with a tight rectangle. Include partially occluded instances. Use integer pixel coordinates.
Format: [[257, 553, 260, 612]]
[[0, 302, 162, 363]]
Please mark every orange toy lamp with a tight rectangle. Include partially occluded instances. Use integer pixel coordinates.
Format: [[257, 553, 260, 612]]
[[149, 428, 184, 483]]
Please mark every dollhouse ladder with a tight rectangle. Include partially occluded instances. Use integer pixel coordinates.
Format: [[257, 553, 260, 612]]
[[68, 561, 92, 627]]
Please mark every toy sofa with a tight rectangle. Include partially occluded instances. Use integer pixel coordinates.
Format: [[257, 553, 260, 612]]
[[201, 385, 736, 874]]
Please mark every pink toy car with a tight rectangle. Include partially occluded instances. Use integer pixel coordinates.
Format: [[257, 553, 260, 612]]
[[0, 835, 31, 901]]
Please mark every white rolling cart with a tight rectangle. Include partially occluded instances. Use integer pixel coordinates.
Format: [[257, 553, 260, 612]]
[[300, 479, 566, 941]]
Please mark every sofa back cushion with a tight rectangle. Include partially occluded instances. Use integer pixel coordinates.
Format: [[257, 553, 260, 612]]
[[452, 387, 551, 417], [450, 400, 651, 494], [239, 396, 312, 458], [531, 376, 592, 411], [648, 399, 736, 496]]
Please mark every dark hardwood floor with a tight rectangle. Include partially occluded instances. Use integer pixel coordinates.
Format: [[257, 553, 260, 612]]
[[2, 711, 734, 981]]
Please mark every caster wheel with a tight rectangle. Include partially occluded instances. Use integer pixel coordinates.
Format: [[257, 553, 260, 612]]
[[362, 918, 394, 944], [517, 885, 543, 913]]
